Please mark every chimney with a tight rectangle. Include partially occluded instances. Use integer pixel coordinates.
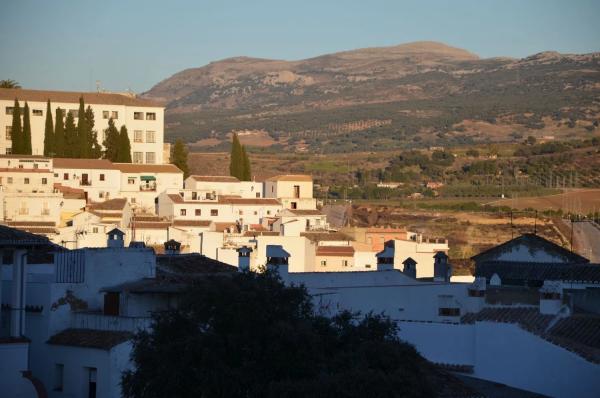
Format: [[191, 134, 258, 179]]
[[376, 241, 395, 271], [266, 245, 290, 277], [106, 228, 125, 248], [236, 246, 253, 272], [401, 257, 417, 278], [539, 280, 563, 315], [164, 239, 181, 255], [433, 251, 451, 282], [466, 277, 486, 313]]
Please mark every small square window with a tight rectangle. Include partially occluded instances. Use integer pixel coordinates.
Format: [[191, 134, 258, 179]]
[[195, 209, 201, 216], [33, 109, 43, 116], [5, 107, 14, 115], [102, 111, 109, 119], [5, 148, 12, 155], [146, 131, 156, 143], [7, 177, 13, 184], [134, 112, 144, 120], [211, 209, 218, 216], [111, 111, 118, 119], [92, 227, 99, 233], [63, 173, 69, 180], [42, 178, 48, 185], [321, 260, 327, 267], [146, 112, 156, 120], [145, 152, 156, 164], [128, 177, 135, 185], [180, 209, 187, 216], [134, 130, 143, 143], [24, 178, 30, 184], [100, 174, 105, 181]]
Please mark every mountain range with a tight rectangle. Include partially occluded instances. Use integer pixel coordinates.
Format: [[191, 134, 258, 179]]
[[143, 41, 600, 152]]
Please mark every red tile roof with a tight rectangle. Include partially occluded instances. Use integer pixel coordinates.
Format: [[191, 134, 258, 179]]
[[0, 88, 163, 107], [114, 163, 182, 174], [47, 328, 132, 350], [53, 158, 117, 170], [172, 220, 212, 227], [190, 175, 240, 182], [88, 198, 127, 211], [0, 168, 52, 173], [316, 245, 355, 257]]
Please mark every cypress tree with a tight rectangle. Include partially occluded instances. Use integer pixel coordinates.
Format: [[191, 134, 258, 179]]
[[10, 99, 22, 154], [43, 100, 54, 156], [103, 118, 120, 161], [77, 97, 89, 158], [86, 106, 102, 158], [118, 125, 132, 163], [229, 133, 243, 179], [53, 108, 65, 157], [171, 139, 189, 178], [22, 102, 32, 155], [241, 145, 251, 181], [63, 112, 77, 158]]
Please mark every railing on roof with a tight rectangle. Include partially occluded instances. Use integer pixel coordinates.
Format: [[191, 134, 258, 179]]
[[55, 250, 85, 283], [71, 312, 152, 332]]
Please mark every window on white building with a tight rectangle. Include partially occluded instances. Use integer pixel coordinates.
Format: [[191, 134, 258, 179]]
[[54, 364, 64, 391], [134, 112, 144, 120], [93, 227, 99, 233], [145, 152, 156, 164], [180, 209, 187, 216], [256, 192, 260, 198], [211, 209, 218, 216], [100, 174, 105, 181], [6, 126, 12, 140], [7, 177, 13, 184], [128, 177, 136, 184], [86, 367, 97, 398], [5, 107, 14, 115], [33, 109, 43, 116], [146, 131, 156, 143], [321, 260, 327, 267], [69, 109, 78, 118], [102, 111, 109, 119], [111, 111, 118, 119], [24, 178, 30, 184], [195, 209, 201, 216], [42, 178, 47, 185], [134, 130, 143, 143], [146, 112, 156, 120], [133, 152, 143, 164], [342, 260, 349, 267], [63, 173, 69, 180], [5, 148, 11, 154]]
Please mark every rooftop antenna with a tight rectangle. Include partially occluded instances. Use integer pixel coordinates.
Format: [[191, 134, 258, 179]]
[[96, 80, 102, 93]]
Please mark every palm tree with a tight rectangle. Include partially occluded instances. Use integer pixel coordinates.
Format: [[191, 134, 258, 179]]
[[0, 80, 21, 89]]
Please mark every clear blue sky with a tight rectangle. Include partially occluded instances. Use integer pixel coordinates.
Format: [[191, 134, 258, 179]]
[[1, 0, 598, 93]]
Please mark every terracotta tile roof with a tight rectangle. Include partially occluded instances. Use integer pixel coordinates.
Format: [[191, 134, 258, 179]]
[[172, 219, 211, 227], [249, 224, 268, 231], [0, 88, 163, 107], [47, 328, 132, 350], [53, 183, 86, 199], [287, 209, 323, 216], [114, 163, 182, 174], [6, 221, 55, 227], [131, 221, 171, 230], [212, 222, 238, 232], [167, 194, 184, 203], [190, 175, 240, 182], [90, 211, 123, 219], [133, 215, 164, 222], [301, 232, 353, 242], [218, 197, 281, 205], [53, 158, 117, 170], [316, 245, 355, 257], [88, 198, 127, 211], [243, 231, 279, 237], [266, 174, 312, 182], [0, 168, 52, 173]]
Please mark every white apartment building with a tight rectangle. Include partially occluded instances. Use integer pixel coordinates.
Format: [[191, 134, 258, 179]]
[[185, 175, 263, 198], [53, 158, 121, 202], [0, 88, 165, 164], [264, 175, 316, 210]]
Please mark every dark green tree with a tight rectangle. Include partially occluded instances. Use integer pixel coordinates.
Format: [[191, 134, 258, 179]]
[[22, 102, 32, 155], [77, 97, 90, 158], [102, 118, 120, 161], [63, 111, 77, 158], [118, 125, 132, 163], [241, 145, 251, 181], [122, 271, 439, 398], [10, 99, 22, 154], [86, 106, 102, 158], [171, 139, 189, 178], [229, 133, 243, 179], [53, 108, 65, 157], [43, 100, 54, 156]]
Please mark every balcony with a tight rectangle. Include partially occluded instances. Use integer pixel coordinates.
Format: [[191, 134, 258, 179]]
[[80, 180, 92, 186], [71, 311, 152, 333], [140, 183, 157, 192]]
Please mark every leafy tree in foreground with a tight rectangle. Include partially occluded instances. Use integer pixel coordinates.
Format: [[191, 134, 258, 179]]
[[63, 111, 77, 158], [171, 139, 189, 178], [122, 271, 437, 398], [229, 132, 243, 179], [22, 102, 32, 155], [103, 118, 120, 161], [118, 125, 132, 163], [53, 108, 65, 157], [43, 100, 54, 156], [0, 79, 20, 88], [10, 99, 22, 154]]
